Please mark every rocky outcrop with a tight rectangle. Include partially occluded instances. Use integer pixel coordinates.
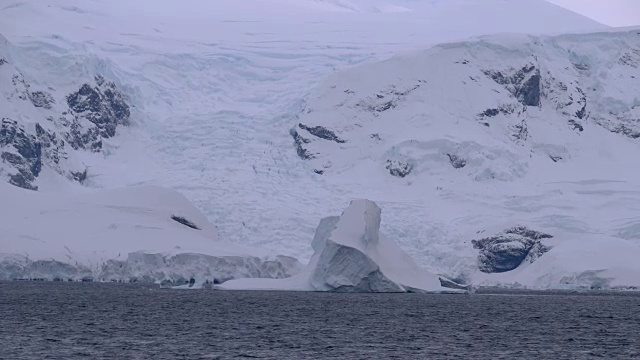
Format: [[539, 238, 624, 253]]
[[386, 159, 412, 177], [472, 226, 553, 273], [171, 215, 200, 230], [67, 75, 130, 139], [484, 64, 541, 107], [446, 154, 466, 169], [1, 50, 131, 189], [0, 119, 42, 190], [298, 123, 345, 143], [290, 128, 314, 160], [593, 116, 640, 139], [28, 91, 54, 109], [355, 83, 423, 114], [35, 123, 66, 169]]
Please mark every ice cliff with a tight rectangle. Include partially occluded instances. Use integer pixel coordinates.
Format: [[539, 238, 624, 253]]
[[222, 199, 456, 293], [0, 183, 301, 283]]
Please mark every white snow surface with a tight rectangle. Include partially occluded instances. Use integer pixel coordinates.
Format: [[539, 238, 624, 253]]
[[0, 182, 301, 281], [2, 0, 639, 289], [222, 199, 451, 292], [293, 29, 640, 289]]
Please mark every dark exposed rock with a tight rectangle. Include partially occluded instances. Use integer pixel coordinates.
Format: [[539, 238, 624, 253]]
[[298, 123, 345, 143], [67, 75, 130, 139], [10, 74, 30, 102], [290, 128, 313, 160], [374, 101, 395, 112], [575, 105, 587, 120], [28, 91, 55, 109], [593, 117, 640, 139], [574, 87, 588, 121], [67, 118, 102, 152], [549, 155, 563, 162], [370, 133, 381, 141], [389, 84, 421, 97], [0, 58, 7, 66], [0, 118, 42, 190], [385, 160, 412, 178], [504, 226, 553, 240], [612, 123, 640, 139], [516, 72, 541, 107], [355, 83, 422, 114], [568, 119, 584, 132], [512, 120, 528, 143], [573, 63, 589, 71], [478, 105, 515, 119], [472, 226, 553, 273], [619, 51, 639, 68], [171, 215, 200, 230], [446, 154, 466, 169], [481, 108, 500, 117], [35, 123, 65, 165], [313, 169, 324, 175], [71, 168, 88, 184], [484, 65, 541, 107]]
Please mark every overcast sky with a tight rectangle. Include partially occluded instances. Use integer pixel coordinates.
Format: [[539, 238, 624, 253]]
[[547, 0, 640, 27]]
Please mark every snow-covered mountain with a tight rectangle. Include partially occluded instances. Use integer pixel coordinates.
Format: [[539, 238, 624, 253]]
[[292, 29, 640, 288], [2, 0, 639, 289]]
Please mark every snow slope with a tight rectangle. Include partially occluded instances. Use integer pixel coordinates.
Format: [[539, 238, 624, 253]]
[[0, 183, 301, 282], [292, 29, 640, 289], [2, 0, 634, 289]]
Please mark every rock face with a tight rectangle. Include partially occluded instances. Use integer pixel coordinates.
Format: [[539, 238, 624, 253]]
[[484, 64, 541, 107], [67, 75, 130, 141], [0, 119, 42, 190], [221, 199, 455, 293], [385, 159, 413, 178], [472, 226, 553, 273], [0, 37, 131, 190]]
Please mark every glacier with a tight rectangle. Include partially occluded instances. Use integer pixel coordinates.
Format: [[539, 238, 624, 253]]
[[1, 0, 639, 290], [0, 182, 301, 282], [222, 199, 455, 293]]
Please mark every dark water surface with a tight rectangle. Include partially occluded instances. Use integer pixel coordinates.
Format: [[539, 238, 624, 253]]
[[1, 283, 639, 359]]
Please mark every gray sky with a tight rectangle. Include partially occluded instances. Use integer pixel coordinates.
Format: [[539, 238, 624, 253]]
[[547, 0, 640, 26]]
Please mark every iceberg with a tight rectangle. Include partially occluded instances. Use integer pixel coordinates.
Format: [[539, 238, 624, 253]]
[[221, 199, 458, 293]]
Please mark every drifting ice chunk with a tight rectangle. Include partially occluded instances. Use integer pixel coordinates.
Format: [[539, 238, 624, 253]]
[[222, 199, 456, 293]]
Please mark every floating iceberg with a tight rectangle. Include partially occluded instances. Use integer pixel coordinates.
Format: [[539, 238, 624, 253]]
[[222, 199, 459, 293]]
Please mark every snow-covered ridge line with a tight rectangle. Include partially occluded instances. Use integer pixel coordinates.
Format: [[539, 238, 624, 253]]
[[294, 29, 640, 179]]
